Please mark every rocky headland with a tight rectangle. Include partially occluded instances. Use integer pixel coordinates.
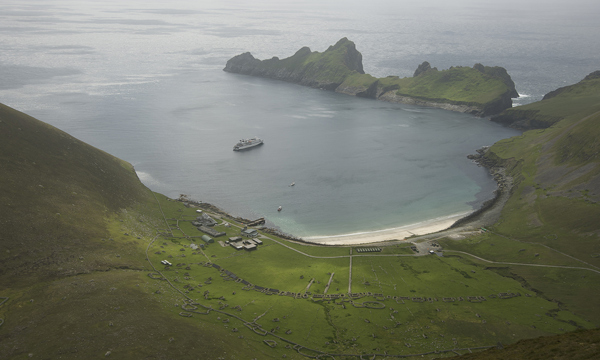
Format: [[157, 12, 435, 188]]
[[224, 38, 518, 116]]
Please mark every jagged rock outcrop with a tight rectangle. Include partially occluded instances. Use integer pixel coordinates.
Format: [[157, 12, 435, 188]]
[[473, 63, 519, 98], [224, 38, 518, 116], [224, 38, 363, 91], [413, 61, 437, 77]]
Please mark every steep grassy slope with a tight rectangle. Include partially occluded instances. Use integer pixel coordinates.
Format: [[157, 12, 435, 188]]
[[486, 105, 600, 253], [448, 328, 600, 360], [0, 103, 153, 285], [491, 71, 600, 130], [224, 38, 517, 116], [0, 105, 262, 359], [439, 72, 600, 358]]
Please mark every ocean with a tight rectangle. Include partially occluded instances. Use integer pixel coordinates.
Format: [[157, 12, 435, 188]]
[[1, 0, 599, 237]]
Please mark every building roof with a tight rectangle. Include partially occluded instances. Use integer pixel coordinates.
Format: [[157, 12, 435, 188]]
[[201, 235, 214, 243]]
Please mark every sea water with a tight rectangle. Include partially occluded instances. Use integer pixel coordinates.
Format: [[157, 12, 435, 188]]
[[1, 0, 598, 237]]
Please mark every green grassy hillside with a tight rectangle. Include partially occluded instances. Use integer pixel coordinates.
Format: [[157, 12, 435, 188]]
[[439, 72, 600, 358], [0, 105, 260, 359], [0, 103, 154, 285], [224, 37, 364, 91], [449, 328, 600, 360], [339, 63, 516, 115], [491, 73, 600, 129], [224, 38, 517, 116]]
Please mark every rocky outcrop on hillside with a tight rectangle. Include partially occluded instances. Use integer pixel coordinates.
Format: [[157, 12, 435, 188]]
[[377, 92, 484, 115], [490, 109, 562, 130], [413, 61, 437, 77], [473, 63, 519, 98]]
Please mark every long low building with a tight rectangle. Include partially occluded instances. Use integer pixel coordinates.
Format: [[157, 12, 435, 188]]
[[201, 235, 214, 244]]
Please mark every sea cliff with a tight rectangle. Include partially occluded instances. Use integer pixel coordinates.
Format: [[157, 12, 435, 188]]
[[224, 38, 518, 116]]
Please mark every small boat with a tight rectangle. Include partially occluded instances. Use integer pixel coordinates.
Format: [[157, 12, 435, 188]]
[[277, 206, 282, 212], [290, 182, 295, 187]]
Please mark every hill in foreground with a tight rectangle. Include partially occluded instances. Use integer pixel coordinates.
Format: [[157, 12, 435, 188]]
[[0, 104, 258, 359], [447, 328, 600, 360], [224, 38, 518, 116]]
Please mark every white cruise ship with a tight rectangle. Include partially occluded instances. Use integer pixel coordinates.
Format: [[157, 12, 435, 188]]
[[233, 137, 263, 151]]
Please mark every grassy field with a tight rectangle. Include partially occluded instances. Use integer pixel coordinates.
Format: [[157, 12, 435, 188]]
[[1, 172, 595, 359], [134, 198, 595, 358]]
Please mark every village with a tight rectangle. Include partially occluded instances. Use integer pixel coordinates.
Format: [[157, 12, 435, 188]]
[[188, 209, 264, 252], [143, 198, 593, 359]]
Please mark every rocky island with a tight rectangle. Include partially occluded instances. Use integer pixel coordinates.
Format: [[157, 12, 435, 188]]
[[224, 38, 518, 116]]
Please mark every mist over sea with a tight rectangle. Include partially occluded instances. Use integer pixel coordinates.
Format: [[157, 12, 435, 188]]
[[1, 0, 599, 237]]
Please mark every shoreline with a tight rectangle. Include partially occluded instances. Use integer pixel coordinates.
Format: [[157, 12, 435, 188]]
[[302, 212, 471, 246], [182, 147, 510, 246]]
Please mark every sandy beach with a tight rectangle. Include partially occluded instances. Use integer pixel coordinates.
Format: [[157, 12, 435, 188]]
[[302, 212, 470, 246], [300, 151, 513, 247]]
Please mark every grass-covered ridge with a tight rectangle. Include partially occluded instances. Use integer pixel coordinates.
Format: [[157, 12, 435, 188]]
[[491, 72, 600, 130], [0, 103, 154, 284], [0, 105, 285, 359], [224, 38, 518, 116], [223, 37, 364, 91], [437, 72, 600, 358]]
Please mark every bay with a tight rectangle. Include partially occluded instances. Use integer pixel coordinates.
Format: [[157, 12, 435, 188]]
[[1, 0, 598, 237]]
